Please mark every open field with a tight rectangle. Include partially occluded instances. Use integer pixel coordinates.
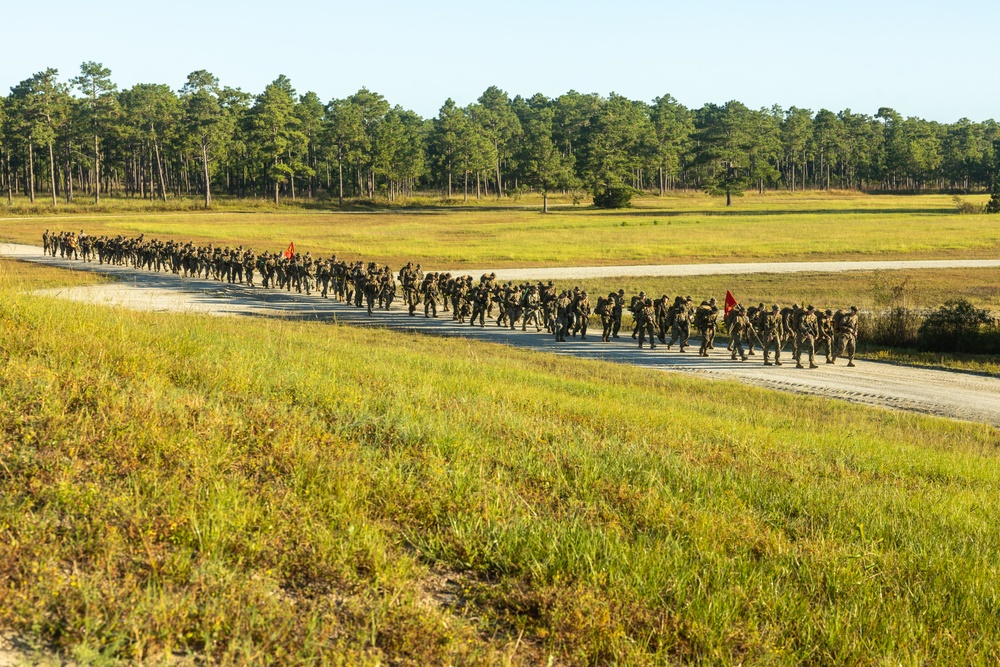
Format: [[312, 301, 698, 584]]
[[2, 261, 1000, 665], [3, 192, 999, 268]]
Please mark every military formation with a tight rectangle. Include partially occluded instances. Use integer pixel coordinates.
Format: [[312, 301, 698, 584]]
[[41, 230, 860, 368]]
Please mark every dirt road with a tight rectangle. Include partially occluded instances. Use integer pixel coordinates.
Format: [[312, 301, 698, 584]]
[[4, 243, 999, 427]]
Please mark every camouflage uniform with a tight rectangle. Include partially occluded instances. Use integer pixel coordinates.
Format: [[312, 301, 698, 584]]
[[695, 299, 719, 357], [833, 306, 859, 367], [667, 297, 693, 352], [635, 298, 657, 349], [794, 305, 820, 369], [762, 305, 785, 366], [815, 309, 835, 363]]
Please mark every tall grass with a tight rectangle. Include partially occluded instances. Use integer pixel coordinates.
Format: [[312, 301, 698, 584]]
[[1, 262, 999, 664]]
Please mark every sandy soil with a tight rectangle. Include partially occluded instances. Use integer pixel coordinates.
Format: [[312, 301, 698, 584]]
[[4, 243, 999, 427]]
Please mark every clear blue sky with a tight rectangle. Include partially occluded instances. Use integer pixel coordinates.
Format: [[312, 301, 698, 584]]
[[3, 0, 996, 122]]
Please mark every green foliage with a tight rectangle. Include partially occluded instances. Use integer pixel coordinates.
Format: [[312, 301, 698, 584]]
[[592, 186, 633, 209], [917, 299, 995, 353], [2, 64, 1000, 208], [985, 180, 1000, 214], [514, 95, 576, 211]]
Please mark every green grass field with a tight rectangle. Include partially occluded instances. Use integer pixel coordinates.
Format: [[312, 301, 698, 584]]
[[3, 191, 998, 268], [2, 260, 999, 665]]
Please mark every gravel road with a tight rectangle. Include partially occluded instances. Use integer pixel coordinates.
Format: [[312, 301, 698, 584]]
[[4, 243, 999, 427]]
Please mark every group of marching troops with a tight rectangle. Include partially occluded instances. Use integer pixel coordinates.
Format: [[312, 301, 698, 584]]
[[42, 230, 859, 368]]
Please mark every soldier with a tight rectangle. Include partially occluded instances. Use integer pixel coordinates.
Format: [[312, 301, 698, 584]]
[[380, 267, 396, 310], [762, 304, 785, 366], [695, 298, 719, 357], [553, 291, 571, 342], [469, 282, 488, 327], [635, 297, 657, 349], [630, 292, 645, 339], [795, 305, 820, 369], [573, 290, 591, 340], [816, 309, 836, 364], [727, 305, 758, 361], [833, 306, 859, 367], [597, 293, 614, 342], [520, 285, 542, 331], [655, 295, 671, 343], [611, 289, 625, 338], [423, 273, 439, 317], [666, 296, 692, 352]]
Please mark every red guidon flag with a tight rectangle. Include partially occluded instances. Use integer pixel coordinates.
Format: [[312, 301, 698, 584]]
[[724, 290, 738, 316], [283, 242, 295, 259]]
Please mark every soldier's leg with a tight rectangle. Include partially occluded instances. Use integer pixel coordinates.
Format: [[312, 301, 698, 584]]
[[846, 336, 856, 367]]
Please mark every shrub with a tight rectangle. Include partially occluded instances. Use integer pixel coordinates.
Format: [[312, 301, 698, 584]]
[[985, 184, 1000, 214], [953, 195, 984, 214], [917, 299, 991, 353], [859, 307, 922, 349], [592, 186, 634, 209]]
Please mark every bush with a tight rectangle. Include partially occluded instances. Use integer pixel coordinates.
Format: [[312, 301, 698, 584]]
[[986, 189, 1000, 214], [917, 299, 991, 353], [952, 195, 984, 214], [859, 307, 922, 349], [592, 186, 634, 209]]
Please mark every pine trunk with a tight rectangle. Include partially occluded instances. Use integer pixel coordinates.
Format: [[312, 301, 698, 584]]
[[28, 141, 36, 204], [94, 133, 100, 204], [48, 143, 57, 207]]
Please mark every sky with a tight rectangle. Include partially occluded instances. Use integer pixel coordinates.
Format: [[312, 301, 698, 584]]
[[3, 0, 996, 122]]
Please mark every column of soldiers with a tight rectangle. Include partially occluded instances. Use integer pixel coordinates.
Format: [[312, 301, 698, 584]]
[[42, 230, 859, 368]]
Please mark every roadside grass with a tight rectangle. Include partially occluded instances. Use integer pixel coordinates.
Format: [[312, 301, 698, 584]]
[[3, 192, 998, 268], [862, 347, 1000, 377], [1, 274, 999, 664], [0, 258, 108, 290]]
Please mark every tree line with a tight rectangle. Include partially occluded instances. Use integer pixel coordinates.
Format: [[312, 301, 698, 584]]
[[2, 62, 998, 210]]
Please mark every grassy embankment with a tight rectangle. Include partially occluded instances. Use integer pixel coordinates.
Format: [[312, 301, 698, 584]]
[[3, 191, 998, 268], [1, 260, 999, 665]]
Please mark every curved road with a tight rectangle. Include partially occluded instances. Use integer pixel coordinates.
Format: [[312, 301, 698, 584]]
[[4, 243, 999, 427]]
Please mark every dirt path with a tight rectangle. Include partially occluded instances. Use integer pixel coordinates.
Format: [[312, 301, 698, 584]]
[[5, 243, 1000, 427]]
